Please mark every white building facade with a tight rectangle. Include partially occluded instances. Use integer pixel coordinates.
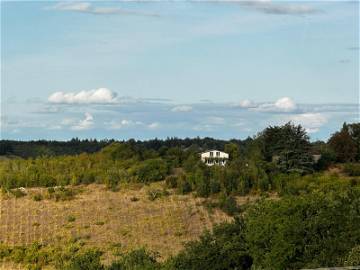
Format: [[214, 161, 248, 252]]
[[201, 150, 229, 166]]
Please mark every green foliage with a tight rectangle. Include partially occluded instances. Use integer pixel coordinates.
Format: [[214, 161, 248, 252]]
[[32, 193, 43, 201], [245, 188, 360, 269], [146, 188, 169, 201], [67, 215, 76, 222], [62, 249, 104, 270], [343, 163, 360, 176], [176, 174, 192, 194], [47, 186, 78, 201], [344, 245, 360, 266], [218, 193, 239, 216], [260, 122, 314, 174], [134, 158, 168, 183], [108, 248, 159, 270], [328, 123, 359, 162], [10, 188, 27, 198], [165, 175, 178, 188], [168, 217, 252, 270]]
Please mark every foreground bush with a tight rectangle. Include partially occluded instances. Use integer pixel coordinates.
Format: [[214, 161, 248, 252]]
[[168, 218, 252, 270], [245, 188, 360, 269], [343, 163, 360, 176]]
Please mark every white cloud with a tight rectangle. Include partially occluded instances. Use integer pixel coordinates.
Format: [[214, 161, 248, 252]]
[[255, 97, 297, 112], [286, 113, 327, 133], [48, 88, 118, 104], [274, 97, 297, 112], [107, 119, 143, 130], [148, 122, 160, 129], [235, 99, 256, 108], [50, 2, 91, 12], [71, 113, 94, 130], [171, 105, 193, 112]]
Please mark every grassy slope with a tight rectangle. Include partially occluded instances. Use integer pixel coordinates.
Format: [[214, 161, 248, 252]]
[[0, 182, 234, 268]]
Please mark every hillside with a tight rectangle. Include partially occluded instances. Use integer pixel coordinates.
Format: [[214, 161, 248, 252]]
[[0, 182, 237, 268]]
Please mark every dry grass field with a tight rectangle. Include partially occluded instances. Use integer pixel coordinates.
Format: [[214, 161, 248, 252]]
[[0, 182, 240, 268]]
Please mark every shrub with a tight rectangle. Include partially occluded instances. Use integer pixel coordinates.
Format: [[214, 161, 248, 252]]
[[245, 189, 360, 269], [146, 188, 169, 201], [344, 245, 360, 266], [218, 194, 239, 216], [176, 174, 192, 195], [343, 163, 360, 176], [67, 215, 76, 222], [62, 249, 104, 270], [134, 158, 168, 183], [168, 218, 252, 270], [47, 186, 77, 201], [10, 188, 27, 198], [33, 193, 43, 201], [108, 248, 159, 270], [165, 175, 178, 188]]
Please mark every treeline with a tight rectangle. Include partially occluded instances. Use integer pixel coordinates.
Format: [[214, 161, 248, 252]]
[[0, 137, 246, 159], [1, 122, 360, 195], [0, 138, 111, 158]]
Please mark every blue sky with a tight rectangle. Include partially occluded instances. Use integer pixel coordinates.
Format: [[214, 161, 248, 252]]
[[1, 0, 359, 141]]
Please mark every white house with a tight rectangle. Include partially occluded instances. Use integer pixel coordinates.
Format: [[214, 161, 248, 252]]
[[201, 150, 229, 166]]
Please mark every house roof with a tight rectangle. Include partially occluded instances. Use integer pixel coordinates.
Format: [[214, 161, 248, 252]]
[[200, 149, 227, 154]]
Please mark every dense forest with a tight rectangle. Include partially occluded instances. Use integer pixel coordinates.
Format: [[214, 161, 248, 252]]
[[1, 122, 360, 269]]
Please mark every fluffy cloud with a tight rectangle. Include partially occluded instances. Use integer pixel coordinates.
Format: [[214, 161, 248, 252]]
[[71, 113, 94, 130], [286, 113, 327, 133], [254, 97, 297, 112], [48, 88, 118, 104], [171, 105, 193, 112], [274, 97, 297, 111]]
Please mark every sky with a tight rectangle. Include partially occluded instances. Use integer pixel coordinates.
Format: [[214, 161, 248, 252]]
[[1, 0, 359, 141]]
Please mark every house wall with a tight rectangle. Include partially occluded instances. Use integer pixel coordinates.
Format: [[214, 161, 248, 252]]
[[201, 150, 229, 166]]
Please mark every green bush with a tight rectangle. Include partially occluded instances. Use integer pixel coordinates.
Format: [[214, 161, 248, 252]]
[[10, 188, 27, 198], [33, 193, 43, 201], [62, 249, 104, 270], [344, 245, 360, 266], [165, 175, 178, 188], [245, 189, 360, 269], [343, 163, 360, 176], [218, 194, 239, 216], [176, 174, 192, 195], [134, 158, 168, 183], [168, 218, 252, 270], [108, 248, 159, 270]]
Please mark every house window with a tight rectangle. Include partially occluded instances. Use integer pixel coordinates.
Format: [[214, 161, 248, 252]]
[[210, 152, 214, 157], [216, 152, 220, 157]]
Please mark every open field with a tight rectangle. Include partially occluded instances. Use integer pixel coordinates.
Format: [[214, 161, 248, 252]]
[[0, 182, 240, 267]]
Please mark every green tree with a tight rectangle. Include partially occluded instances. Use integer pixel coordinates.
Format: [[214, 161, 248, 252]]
[[260, 122, 313, 174], [328, 123, 358, 162]]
